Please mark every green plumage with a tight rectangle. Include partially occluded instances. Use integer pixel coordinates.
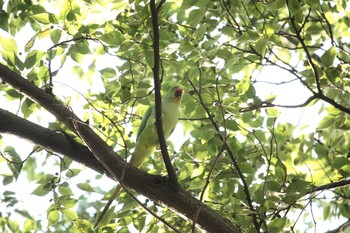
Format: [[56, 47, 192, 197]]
[[94, 86, 184, 229], [130, 86, 184, 167]]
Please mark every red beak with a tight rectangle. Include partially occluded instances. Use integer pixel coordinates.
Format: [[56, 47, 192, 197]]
[[175, 87, 184, 99]]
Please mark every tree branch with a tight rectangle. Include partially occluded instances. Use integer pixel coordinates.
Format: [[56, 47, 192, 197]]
[[0, 108, 106, 174], [0, 63, 239, 233], [187, 77, 260, 231], [150, 0, 178, 186], [287, 2, 322, 93], [308, 179, 350, 194], [239, 95, 319, 112], [239, 91, 350, 115]]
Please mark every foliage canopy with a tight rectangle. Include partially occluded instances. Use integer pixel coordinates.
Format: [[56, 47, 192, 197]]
[[1, 0, 350, 232]]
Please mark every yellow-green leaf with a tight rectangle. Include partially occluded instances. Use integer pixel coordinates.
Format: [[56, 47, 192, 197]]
[[321, 47, 337, 67], [254, 37, 268, 57], [266, 108, 280, 117], [31, 13, 58, 24], [0, 37, 18, 53], [48, 210, 60, 226], [76, 183, 95, 192], [63, 209, 78, 221]]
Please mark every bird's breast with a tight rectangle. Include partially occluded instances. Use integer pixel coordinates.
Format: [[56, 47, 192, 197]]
[[162, 102, 179, 139]]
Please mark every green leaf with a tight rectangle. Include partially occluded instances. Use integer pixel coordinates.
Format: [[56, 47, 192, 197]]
[[25, 34, 37, 52], [275, 160, 287, 182], [4, 146, 22, 180], [137, 215, 146, 232], [287, 0, 301, 15], [238, 31, 260, 43], [99, 31, 124, 46], [0, 11, 9, 31], [333, 157, 350, 170], [6, 219, 20, 232], [21, 98, 36, 118], [236, 78, 250, 95], [65, 168, 81, 178], [66, 11, 76, 21], [275, 0, 286, 9], [63, 209, 78, 221], [178, 163, 194, 181], [58, 182, 74, 195], [38, 28, 51, 39], [99, 68, 116, 79], [75, 41, 91, 54], [23, 219, 36, 232], [77, 183, 95, 192], [73, 219, 94, 233], [25, 50, 45, 69], [340, 164, 350, 174], [48, 210, 60, 226], [268, 218, 287, 232], [50, 29, 62, 44], [266, 108, 280, 117], [318, 115, 335, 129], [71, 51, 84, 63], [0, 37, 18, 53], [5, 89, 22, 99], [266, 180, 282, 192], [323, 204, 331, 219], [179, 40, 195, 54], [31, 13, 58, 24], [321, 47, 337, 67], [305, 0, 320, 9], [62, 156, 73, 170], [181, 0, 199, 9], [14, 209, 34, 221], [3, 174, 14, 185], [284, 180, 311, 204], [188, 178, 206, 190], [60, 199, 78, 208], [187, 8, 206, 26], [191, 164, 205, 178], [253, 130, 266, 142], [193, 24, 206, 41], [254, 37, 268, 57], [32, 184, 51, 196], [145, 48, 154, 67], [306, 25, 323, 35], [239, 162, 255, 174], [193, 143, 208, 160]]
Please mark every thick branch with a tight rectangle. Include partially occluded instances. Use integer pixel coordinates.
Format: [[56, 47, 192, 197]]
[[0, 108, 105, 174], [0, 63, 238, 233]]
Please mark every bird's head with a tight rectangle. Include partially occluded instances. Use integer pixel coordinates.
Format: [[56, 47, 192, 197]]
[[165, 86, 184, 103]]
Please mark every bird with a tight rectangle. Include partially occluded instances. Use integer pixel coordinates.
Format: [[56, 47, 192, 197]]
[[93, 86, 184, 229]]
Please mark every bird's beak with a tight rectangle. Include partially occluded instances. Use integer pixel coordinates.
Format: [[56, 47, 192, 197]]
[[175, 87, 184, 101]]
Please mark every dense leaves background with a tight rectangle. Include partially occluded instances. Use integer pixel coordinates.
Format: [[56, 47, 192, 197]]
[[1, 0, 350, 232]]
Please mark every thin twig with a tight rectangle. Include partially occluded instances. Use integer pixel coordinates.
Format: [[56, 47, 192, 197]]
[[150, 0, 179, 187], [192, 146, 225, 233], [287, 2, 322, 93], [188, 77, 260, 231]]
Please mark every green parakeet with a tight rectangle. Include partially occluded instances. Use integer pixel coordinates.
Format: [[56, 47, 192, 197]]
[[94, 86, 184, 228]]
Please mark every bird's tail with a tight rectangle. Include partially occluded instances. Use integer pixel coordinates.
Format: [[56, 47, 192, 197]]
[[93, 185, 122, 229]]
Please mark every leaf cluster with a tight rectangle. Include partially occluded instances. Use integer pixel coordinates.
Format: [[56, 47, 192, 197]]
[[1, 0, 350, 232]]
